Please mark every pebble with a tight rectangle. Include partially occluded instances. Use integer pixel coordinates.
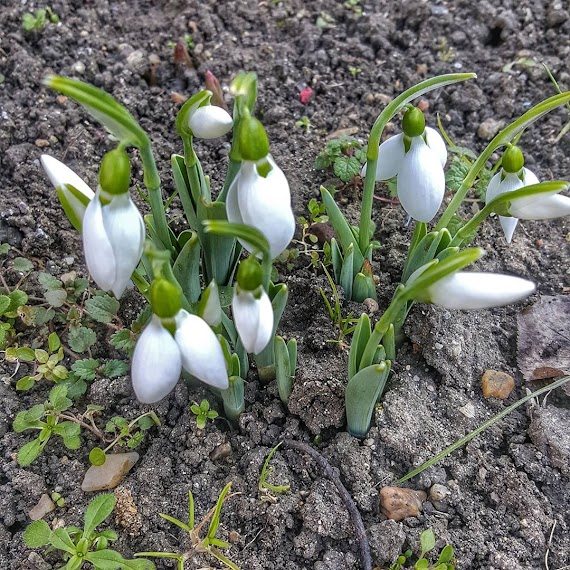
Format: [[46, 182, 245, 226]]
[[35, 139, 50, 148], [458, 402, 476, 419], [477, 118, 505, 141], [72, 61, 85, 74], [379, 486, 427, 521], [434, 342, 443, 350], [209, 442, 232, 461], [363, 298, 379, 314], [27, 552, 51, 570], [29, 494, 55, 521], [481, 369, 515, 399], [81, 452, 139, 492], [429, 484, 451, 502]]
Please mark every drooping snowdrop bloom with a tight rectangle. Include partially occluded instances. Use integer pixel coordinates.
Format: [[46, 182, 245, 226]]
[[506, 187, 570, 220], [232, 257, 274, 354], [40, 155, 95, 231], [188, 103, 233, 139], [426, 272, 535, 310], [363, 106, 447, 222], [82, 148, 145, 299], [226, 116, 295, 258], [485, 145, 539, 243], [131, 280, 228, 404]]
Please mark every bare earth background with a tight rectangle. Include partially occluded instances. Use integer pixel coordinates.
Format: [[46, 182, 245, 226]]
[[1, 0, 570, 569]]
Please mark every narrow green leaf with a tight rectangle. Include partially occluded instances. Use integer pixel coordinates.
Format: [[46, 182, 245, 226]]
[[221, 376, 245, 421], [83, 494, 116, 537], [339, 245, 354, 300], [18, 438, 44, 466], [275, 336, 292, 404], [320, 186, 365, 273], [346, 361, 391, 438], [172, 231, 201, 304], [45, 76, 149, 148], [348, 313, 371, 380], [207, 482, 232, 540], [51, 527, 77, 554]]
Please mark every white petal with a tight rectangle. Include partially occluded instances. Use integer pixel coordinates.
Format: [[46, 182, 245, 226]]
[[428, 272, 535, 310], [397, 138, 445, 222], [82, 190, 116, 292], [362, 134, 405, 180], [510, 193, 570, 220], [225, 172, 244, 226], [131, 316, 182, 403], [236, 157, 296, 258], [499, 216, 518, 243], [101, 194, 145, 299], [189, 105, 233, 139], [232, 288, 274, 354], [522, 168, 539, 186], [201, 281, 222, 327], [175, 311, 229, 389], [424, 127, 447, 168], [40, 155, 95, 199]]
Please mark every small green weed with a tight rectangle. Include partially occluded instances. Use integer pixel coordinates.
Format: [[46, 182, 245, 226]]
[[190, 399, 219, 429], [21, 7, 59, 32], [24, 494, 154, 569], [315, 135, 367, 184]]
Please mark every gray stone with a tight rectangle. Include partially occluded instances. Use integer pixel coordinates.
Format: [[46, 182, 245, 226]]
[[368, 520, 406, 567], [29, 494, 55, 521], [81, 453, 139, 492], [529, 406, 570, 475]]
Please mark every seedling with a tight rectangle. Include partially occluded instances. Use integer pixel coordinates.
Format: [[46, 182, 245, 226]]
[[136, 482, 239, 570], [89, 411, 161, 466], [21, 7, 59, 32], [386, 529, 455, 570], [259, 443, 290, 499], [190, 399, 219, 429], [295, 115, 311, 134], [51, 491, 65, 508], [12, 385, 80, 466], [314, 135, 367, 184], [24, 494, 154, 569], [320, 264, 359, 348]]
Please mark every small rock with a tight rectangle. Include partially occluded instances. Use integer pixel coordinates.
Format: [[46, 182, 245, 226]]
[[81, 452, 139, 492], [29, 494, 55, 521], [477, 118, 505, 141], [56, 95, 68, 105], [363, 298, 379, 314], [210, 442, 232, 461], [429, 484, 451, 502], [458, 402, 476, 418], [27, 552, 51, 570], [73, 61, 86, 74], [126, 50, 147, 74], [417, 99, 429, 112], [379, 486, 427, 521], [35, 139, 50, 148], [482, 369, 515, 399]]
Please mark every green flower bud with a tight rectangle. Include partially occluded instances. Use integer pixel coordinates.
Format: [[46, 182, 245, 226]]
[[99, 148, 131, 195], [150, 279, 181, 319], [238, 116, 270, 161], [501, 145, 525, 174], [402, 107, 426, 138], [236, 257, 263, 291]]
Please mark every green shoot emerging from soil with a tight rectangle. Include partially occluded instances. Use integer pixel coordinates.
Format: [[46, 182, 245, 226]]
[[190, 399, 219, 429], [259, 442, 290, 498], [136, 482, 239, 570], [21, 7, 59, 32], [386, 529, 455, 570], [24, 494, 154, 569]]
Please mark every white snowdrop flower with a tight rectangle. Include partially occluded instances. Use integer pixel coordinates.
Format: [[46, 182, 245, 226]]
[[508, 192, 570, 220], [427, 272, 535, 310], [82, 148, 145, 299], [188, 104, 233, 139], [83, 189, 145, 299], [131, 315, 182, 404], [363, 107, 447, 222], [231, 257, 274, 355], [226, 154, 295, 258], [175, 310, 229, 389], [40, 155, 94, 231], [232, 287, 274, 354], [485, 146, 539, 243]]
